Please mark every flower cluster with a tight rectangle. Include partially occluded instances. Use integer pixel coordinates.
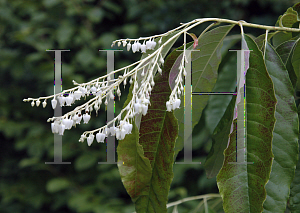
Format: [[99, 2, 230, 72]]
[[23, 18, 199, 146], [113, 37, 162, 54]]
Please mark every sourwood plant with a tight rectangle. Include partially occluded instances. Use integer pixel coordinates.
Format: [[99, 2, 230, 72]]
[[23, 2, 300, 213]]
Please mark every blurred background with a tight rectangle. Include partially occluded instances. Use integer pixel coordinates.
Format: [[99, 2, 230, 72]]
[[0, 0, 298, 212]]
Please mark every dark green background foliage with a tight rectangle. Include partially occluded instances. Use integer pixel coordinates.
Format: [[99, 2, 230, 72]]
[[0, 0, 298, 212]]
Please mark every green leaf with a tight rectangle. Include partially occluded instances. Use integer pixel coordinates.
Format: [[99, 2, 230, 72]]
[[171, 24, 235, 160], [117, 46, 179, 213], [204, 34, 240, 136], [74, 153, 97, 171], [46, 178, 71, 193], [292, 39, 300, 89], [293, 2, 300, 21], [273, 7, 299, 48], [262, 42, 299, 213], [217, 34, 277, 212], [276, 39, 298, 89], [204, 95, 236, 179], [289, 105, 300, 213]]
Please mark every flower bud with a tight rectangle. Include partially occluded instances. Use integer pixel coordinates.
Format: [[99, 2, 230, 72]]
[[51, 99, 57, 109], [42, 100, 47, 108]]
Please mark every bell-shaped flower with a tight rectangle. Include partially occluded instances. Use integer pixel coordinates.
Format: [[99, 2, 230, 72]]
[[110, 126, 117, 136], [96, 132, 106, 143], [122, 122, 133, 134], [115, 127, 121, 140], [166, 101, 172, 112], [65, 95, 73, 106], [76, 114, 82, 124], [134, 103, 142, 115], [174, 98, 181, 109], [74, 90, 82, 100], [141, 43, 146, 53], [90, 86, 97, 94], [104, 127, 110, 136], [150, 40, 156, 49], [51, 98, 57, 109], [120, 128, 126, 140], [58, 124, 65, 135], [87, 134, 94, 146], [63, 118, 72, 130], [58, 96, 66, 107], [83, 113, 91, 124], [132, 42, 137, 53], [146, 40, 152, 50], [136, 42, 141, 52], [36, 100, 41, 107], [142, 104, 148, 116], [51, 122, 59, 134], [80, 87, 87, 97]]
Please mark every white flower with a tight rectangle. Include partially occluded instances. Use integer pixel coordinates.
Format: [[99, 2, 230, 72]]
[[58, 124, 65, 135], [65, 94, 73, 106], [122, 40, 127, 47], [74, 90, 82, 100], [134, 103, 141, 115], [51, 98, 57, 109], [174, 98, 181, 109], [83, 113, 91, 124], [150, 39, 156, 49], [142, 104, 148, 115], [76, 114, 82, 124], [36, 100, 41, 107], [90, 86, 97, 94], [104, 127, 110, 136], [141, 42, 146, 53], [166, 101, 172, 112], [146, 40, 152, 50], [132, 42, 137, 53], [51, 122, 59, 134], [87, 134, 94, 146], [127, 42, 131, 51], [110, 126, 117, 136], [96, 132, 106, 143], [58, 96, 65, 107], [115, 127, 121, 139], [137, 42, 141, 52], [63, 118, 73, 130]]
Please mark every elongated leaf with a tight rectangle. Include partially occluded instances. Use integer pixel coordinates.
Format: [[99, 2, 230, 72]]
[[117, 45, 179, 213], [262, 42, 299, 213], [276, 40, 298, 89], [204, 35, 240, 135], [292, 39, 300, 88], [204, 95, 236, 179], [171, 24, 235, 160], [289, 105, 300, 213], [217, 34, 277, 213]]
